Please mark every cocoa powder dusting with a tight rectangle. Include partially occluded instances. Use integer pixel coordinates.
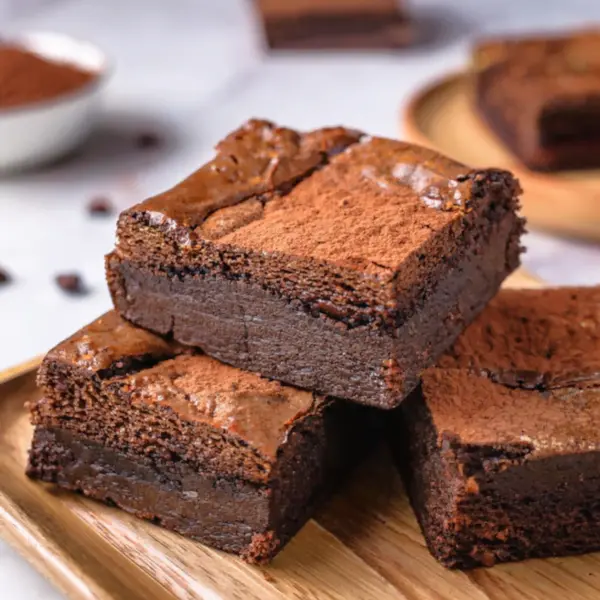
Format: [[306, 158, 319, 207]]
[[0, 44, 96, 109]]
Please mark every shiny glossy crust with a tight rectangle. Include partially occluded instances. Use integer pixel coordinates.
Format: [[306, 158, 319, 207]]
[[34, 311, 326, 481]]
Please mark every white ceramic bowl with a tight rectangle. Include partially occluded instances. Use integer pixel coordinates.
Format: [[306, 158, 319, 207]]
[[0, 32, 110, 172]]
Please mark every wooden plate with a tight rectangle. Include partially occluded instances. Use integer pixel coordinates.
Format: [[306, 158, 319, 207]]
[[403, 72, 600, 241], [10, 271, 600, 600]]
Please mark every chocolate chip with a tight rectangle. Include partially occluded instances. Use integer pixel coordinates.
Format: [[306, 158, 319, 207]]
[[135, 132, 161, 150], [87, 196, 114, 216], [0, 267, 11, 285], [455, 173, 470, 182], [55, 273, 87, 295]]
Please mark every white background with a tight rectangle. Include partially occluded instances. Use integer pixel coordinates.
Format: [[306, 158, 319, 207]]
[[2, 0, 600, 597]]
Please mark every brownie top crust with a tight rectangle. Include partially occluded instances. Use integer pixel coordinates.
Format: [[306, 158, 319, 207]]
[[422, 369, 600, 458], [115, 119, 520, 277], [124, 354, 317, 459], [48, 310, 178, 374], [425, 287, 600, 458], [217, 135, 477, 269], [39, 312, 323, 464], [438, 287, 600, 388], [137, 119, 363, 230]]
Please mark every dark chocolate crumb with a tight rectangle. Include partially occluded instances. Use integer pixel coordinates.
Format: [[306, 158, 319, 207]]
[[135, 132, 161, 150], [261, 570, 276, 584], [55, 273, 87, 295], [87, 196, 114, 216], [0, 267, 10, 285]]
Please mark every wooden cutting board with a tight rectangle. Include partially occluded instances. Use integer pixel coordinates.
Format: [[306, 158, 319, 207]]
[[7, 271, 600, 600], [403, 72, 600, 242]]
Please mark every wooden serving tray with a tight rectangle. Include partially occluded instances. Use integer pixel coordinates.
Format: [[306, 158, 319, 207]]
[[7, 271, 600, 600], [403, 72, 600, 242]]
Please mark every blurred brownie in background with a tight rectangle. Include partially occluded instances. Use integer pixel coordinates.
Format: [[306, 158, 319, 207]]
[[473, 29, 600, 172], [255, 0, 413, 50]]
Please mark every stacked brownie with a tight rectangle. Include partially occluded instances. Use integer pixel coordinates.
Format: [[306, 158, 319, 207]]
[[28, 119, 525, 563], [29, 312, 374, 562], [106, 120, 524, 408]]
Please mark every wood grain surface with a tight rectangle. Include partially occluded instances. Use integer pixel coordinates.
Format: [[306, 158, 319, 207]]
[[403, 72, 600, 242], [7, 271, 600, 600]]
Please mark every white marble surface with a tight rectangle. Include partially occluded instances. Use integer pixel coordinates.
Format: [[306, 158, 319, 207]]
[[1, 0, 600, 598]]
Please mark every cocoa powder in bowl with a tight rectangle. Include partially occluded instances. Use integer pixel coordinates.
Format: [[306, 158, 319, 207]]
[[0, 44, 96, 110]]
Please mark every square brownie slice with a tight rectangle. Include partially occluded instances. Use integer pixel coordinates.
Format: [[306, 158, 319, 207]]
[[393, 287, 600, 568], [107, 119, 524, 409], [28, 311, 376, 564], [474, 29, 600, 171]]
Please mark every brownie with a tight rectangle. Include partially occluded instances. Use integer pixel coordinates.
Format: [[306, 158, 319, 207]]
[[254, 0, 413, 50], [393, 287, 600, 569], [474, 29, 600, 171], [106, 118, 524, 409], [27, 311, 375, 563]]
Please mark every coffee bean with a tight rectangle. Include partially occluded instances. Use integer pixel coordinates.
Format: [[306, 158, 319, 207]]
[[135, 132, 161, 150], [55, 273, 87, 295], [0, 267, 11, 285], [87, 196, 114, 216]]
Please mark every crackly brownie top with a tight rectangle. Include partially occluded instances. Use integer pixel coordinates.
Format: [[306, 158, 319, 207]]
[[124, 354, 319, 459], [46, 311, 179, 374], [422, 370, 600, 458], [132, 119, 363, 229], [425, 287, 600, 457], [117, 119, 519, 275], [439, 287, 600, 386], [42, 311, 323, 460]]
